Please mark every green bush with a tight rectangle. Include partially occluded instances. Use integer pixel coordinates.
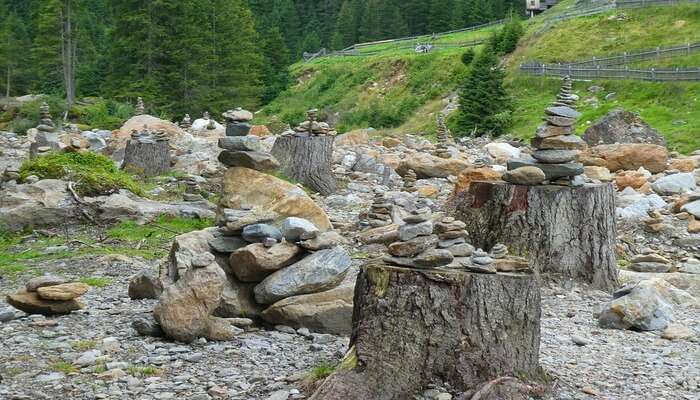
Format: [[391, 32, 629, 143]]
[[74, 99, 134, 130], [19, 152, 143, 197], [461, 48, 476, 66]]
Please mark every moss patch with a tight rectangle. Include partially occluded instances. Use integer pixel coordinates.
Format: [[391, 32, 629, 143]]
[[367, 266, 391, 298]]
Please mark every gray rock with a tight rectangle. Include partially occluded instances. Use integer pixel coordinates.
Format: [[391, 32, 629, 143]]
[[532, 150, 578, 164], [215, 277, 264, 319], [414, 249, 454, 268], [242, 224, 283, 244], [74, 350, 101, 367], [583, 109, 666, 146], [132, 317, 164, 337], [191, 252, 215, 268], [0, 310, 15, 322], [388, 235, 439, 258], [26, 275, 66, 292], [225, 122, 252, 137], [397, 220, 434, 241], [128, 270, 164, 300], [281, 217, 319, 242], [598, 286, 673, 331], [218, 136, 263, 152], [617, 194, 667, 220], [503, 166, 546, 185], [507, 158, 583, 180], [254, 247, 351, 304], [447, 243, 475, 257], [299, 231, 347, 251], [651, 173, 696, 195], [217, 151, 280, 172], [571, 335, 589, 346], [545, 106, 581, 119], [681, 199, 700, 218], [208, 236, 248, 253], [629, 262, 671, 273], [679, 258, 700, 274], [230, 242, 304, 282]]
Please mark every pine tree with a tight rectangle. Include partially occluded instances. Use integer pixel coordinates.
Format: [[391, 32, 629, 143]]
[[428, 0, 453, 33], [0, 12, 31, 96], [260, 27, 291, 103], [456, 47, 512, 137], [331, 0, 360, 49], [32, 0, 63, 95]]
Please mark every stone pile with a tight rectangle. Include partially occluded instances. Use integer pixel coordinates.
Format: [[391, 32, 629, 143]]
[[129, 126, 169, 145], [362, 192, 393, 228], [180, 114, 192, 129], [30, 102, 60, 158], [433, 114, 452, 159], [385, 208, 454, 269], [469, 249, 496, 273], [217, 108, 279, 172], [182, 176, 204, 202], [5, 275, 89, 316], [506, 76, 586, 186], [434, 217, 473, 257], [403, 169, 417, 192], [552, 76, 576, 108], [642, 209, 664, 233], [135, 97, 145, 115], [628, 251, 671, 273], [284, 109, 337, 137]]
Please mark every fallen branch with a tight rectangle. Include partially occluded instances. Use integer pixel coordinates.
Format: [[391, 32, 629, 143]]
[[67, 181, 97, 224]]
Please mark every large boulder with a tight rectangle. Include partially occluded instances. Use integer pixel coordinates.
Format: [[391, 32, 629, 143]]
[[261, 272, 356, 335], [588, 144, 668, 173], [335, 129, 370, 146], [221, 167, 332, 231], [113, 115, 186, 147], [598, 285, 673, 331], [85, 190, 216, 223], [396, 152, 469, 179], [651, 173, 697, 195], [583, 109, 666, 147], [166, 228, 217, 281], [153, 262, 233, 343], [253, 247, 351, 305], [0, 180, 78, 232], [619, 270, 700, 299]]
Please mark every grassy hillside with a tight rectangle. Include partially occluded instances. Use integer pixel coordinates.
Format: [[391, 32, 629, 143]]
[[260, 3, 700, 153]]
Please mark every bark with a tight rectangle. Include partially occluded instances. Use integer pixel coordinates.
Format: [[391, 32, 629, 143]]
[[450, 181, 618, 291], [5, 66, 10, 97], [311, 264, 542, 400], [271, 134, 336, 195], [121, 139, 171, 177], [61, 0, 77, 114]]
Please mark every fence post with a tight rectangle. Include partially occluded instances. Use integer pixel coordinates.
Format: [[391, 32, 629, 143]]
[[624, 52, 627, 64], [542, 63, 546, 76], [656, 47, 660, 59], [689, 43, 692, 55], [568, 64, 572, 77], [651, 68, 656, 81], [625, 66, 629, 79], [593, 56, 597, 67], [597, 65, 600, 79]]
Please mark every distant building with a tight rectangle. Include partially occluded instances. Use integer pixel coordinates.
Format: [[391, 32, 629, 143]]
[[526, 0, 560, 16]]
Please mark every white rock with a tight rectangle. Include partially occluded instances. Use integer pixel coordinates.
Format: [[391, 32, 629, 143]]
[[485, 142, 521, 160], [651, 173, 696, 195]]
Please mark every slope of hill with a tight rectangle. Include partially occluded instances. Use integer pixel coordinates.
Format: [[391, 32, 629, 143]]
[[259, 3, 700, 153]]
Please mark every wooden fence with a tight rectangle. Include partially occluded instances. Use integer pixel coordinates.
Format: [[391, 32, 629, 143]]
[[519, 63, 700, 81]]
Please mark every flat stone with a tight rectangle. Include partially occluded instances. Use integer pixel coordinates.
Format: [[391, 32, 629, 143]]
[[631, 254, 670, 264], [536, 123, 573, 138], [388, 235, 439, 258], [629, 262, 671, 273], [397, 220, 434, 241], [466, 264, 497, 274], [230, 242, 304, 282], [222, 108, 253, 122], [413, 249, 454, 268], [299, 231, 347, 251], [532, 150, 578, 164], [503, 166, 546, 185], [651, 173, 696, 195], [532, 135, 586, 150], [222, 208, 278, 233], [36, 283, 89, 301], [280, 217, 319, 242], [218, 151, 279, 172], [218, 136, 263, 152], [6, 290, 83, 315], [544, 116, 577, 127], [507, 158, 584, 180], [383, 256, 417, 267], [242, 224, 283, 244], [446, 243, 475, 257], [545, 106, 581, 119], [225, 122, 252, 137], [208, 236, 248, 253], [26, 275, 66, 292]]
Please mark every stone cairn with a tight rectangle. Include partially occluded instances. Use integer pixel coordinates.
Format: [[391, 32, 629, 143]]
[[384, 208, 454, 269], [30, 102, 60, 158], [217, 108, 280, 172], [367, 192, 394, 228], [181, 176, 203, 202], [180, 114, 192, 129], [433, 113, 452, 159], [435, 217, 473, 257], [506, 76, 586, 186], [135, 97, 145, 116], [284, 109, 337, 137], [204, 112, 216, 130], [5, 275, 89, 316], [403, 168, 417, 192], [642, 209, 664, 233]]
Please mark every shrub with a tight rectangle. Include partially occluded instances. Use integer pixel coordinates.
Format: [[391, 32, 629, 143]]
[[19, 152, 143, 196], [461, 48, 476, 66]]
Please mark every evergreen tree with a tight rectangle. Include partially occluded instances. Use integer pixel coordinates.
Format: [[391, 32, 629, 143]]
[[0, 12, 31, 96], [32, 0, 63, 94], [428, 0, 453, 33], [331, 0, 360, 49], [260, 27, 291, 103], [456, 47, 512, 137]]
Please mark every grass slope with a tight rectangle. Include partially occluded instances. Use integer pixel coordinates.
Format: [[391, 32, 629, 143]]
[[261, 4, 700, 153]]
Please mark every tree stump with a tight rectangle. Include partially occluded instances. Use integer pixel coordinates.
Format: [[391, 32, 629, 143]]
[[271, 134, 336, 195], [310, 264, 542, 400], [450, 181, 618, 291], [121, 139, 171, 177]]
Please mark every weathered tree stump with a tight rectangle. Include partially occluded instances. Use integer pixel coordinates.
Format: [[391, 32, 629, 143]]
[[310, 264, 542, 400], [450, 181, 618, 291], [121, 139, 171, 177], [271, 134, 336, 195]]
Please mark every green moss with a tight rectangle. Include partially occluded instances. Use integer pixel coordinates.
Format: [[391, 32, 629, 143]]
[[367, 266, 390, 298], [337, 345, 358, 371], [126, 365, 162, 377], [309, 362, 336, 380], [71, 340, 98, 351], [19, 152, 144, 196], [78, 277, 112, 288], [52, 361, 78, 374]]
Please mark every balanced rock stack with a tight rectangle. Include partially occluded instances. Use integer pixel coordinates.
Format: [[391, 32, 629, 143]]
[[433, 114, 452, 159], [218, 108, 279, 172], [182, 176, 204, 202], [506, 76, 586, 186], [384, 209, 454, 269], [135, 97, 145, 115], [434, 217, 474, 257], [403, 169, 417, 192], [30, 102, 60, 158], [284, 109, 337, 137], [180, 114, 192, 129], [362, 192, 393, 228], [6, 275, 89, 316], [642, 209, 665, 233], [552, 76, 576, 108]]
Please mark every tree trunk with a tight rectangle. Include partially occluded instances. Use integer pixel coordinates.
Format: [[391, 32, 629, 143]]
[[450, 181, 618, 291], [311, 264, 542, 400], [121, 139, 171, 177], [5, 66, 10, 97], [271, 134, 336, 195]]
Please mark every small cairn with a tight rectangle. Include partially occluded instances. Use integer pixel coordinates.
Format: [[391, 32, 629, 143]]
[[469, 249, 496, 273], [222, 107, 253, 137], [5, 275, 89, 316], [217, 108, 279, 172], [204, 112, 216, 130], [403, 169, 417, 192], [135, 97, 145, 116], [490, 243, 509, 259], [65, 137, 82, 153], [284, 109, 337, 137], [472, 158, 488, 168], [385, 208, 454, 269], [642, 209, 665, 233], [182, 176, 204, 202], [363, 192, 393, 228], [433, 114, 452, 159], [506, 75, 586, 186], [30, 102, 60, 158], [181, 114, 192, 129], [435, 217, 473, 257], [1, 167, 20, 183]]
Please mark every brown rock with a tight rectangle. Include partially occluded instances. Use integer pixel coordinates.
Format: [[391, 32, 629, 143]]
[[379, 154, 401, 169], [531, 135, 586, 150], [688, 216, 700, 234], [590, 143, 668, 173], [535, 123, 574, 138], [661, 323, 697, 340], [221, 167, 332, 231], [249, 125, 271, 137], [502, 166, 546, 185], [26, 275, 66, 292], [6, 290, 83, 315], [397, 152, 470, 179], [230, 242, 304, 282], [388, 235, 439, 258], [382, 137, 402, 148], [615, 170, 649, 190], [335, 129, 370, 146], [358, 224, 399, 245], [584, 166, 613, 182], [669, 158, 697, 172], [416, 185, 439, 198], [579, 155, 608, 167], [544, 116, 577, 127], [451, 167, 502, 198], [36, 282, 89, 301]]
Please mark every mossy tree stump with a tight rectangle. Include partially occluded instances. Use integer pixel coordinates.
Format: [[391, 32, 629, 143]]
[[121, 139, 171, 177], [271, 134, 336, 195], [450, 181, 618, 291], [310, 264, 542, 400]]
